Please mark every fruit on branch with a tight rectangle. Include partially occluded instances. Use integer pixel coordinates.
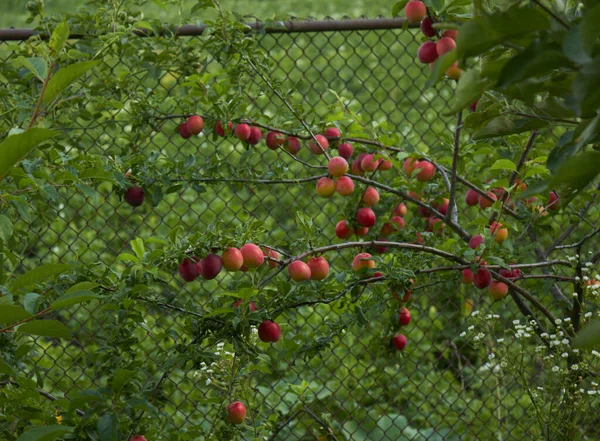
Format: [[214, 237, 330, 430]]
[[436, 198, 449, 216], [414, 161, 435, 181], [381, 216, 405, 235], [473, 267, 492, 289], [124, 186, 144, 207], [186, 115, 204, 135], [468, 234, 484, 249], [499, 268, 520, 279], [338, 142, 353, 159], [461, 269, 474, 284], [232, 299, 257, 311], [394, 203, 407, 217], [258, 320, 281, 342], [361, 154, 382, 172], [200, 254, 223, 280], [336, 176, 355, 196], [328, 157, 349, 177], [324, 127, 342, 140], [398, 307, 411, 326], [379, 159, 393, 170], [130, 436, 148, 441], [353, 253, 375, 271], [404, 0, 427, 24], [547, 191, 560, 210], [417, 41, 439, 64], [418, 205, 431, 218], [445, 62, 462, 80], [316, 177, 336, 198], [266, 131, 285, 150], [425, 217, 444, 234], [392, 280, 414, 302], [468, 100, 479, 113], [420, 17, 435, 37], [414, 232, 424, 244], [356, 207, 376, 227], [247, 127, 263, 145], [178, 257, 202, 282], [436, 37, 456, 56], [215, 120, 233, 136], [465, 189, 479, 206], [288, 260, 312, 281], [489, 222, 508, 243], [479, 191, 497, 209], [335, 220, 368, 239], [285, 136, 301, 154], [222, 247, 244, 271], [489, 281, 508, 300], [374, 239, 389, 254], [226, 401, 247, 424], [240, 243, 265, 268], [309, 134, 330, 154], [362, 187, 380, 206], [234, 124, 251, 141], [178, 122, 192, 139], [263, 247, 279, 269], [308, 256, 330, 280], [443, 29, 458, 40], [403, 158, 419, 176], [392, 334, 407, 350]]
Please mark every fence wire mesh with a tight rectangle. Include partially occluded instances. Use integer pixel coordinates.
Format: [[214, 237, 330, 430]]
[[1, 17, 599, 441]]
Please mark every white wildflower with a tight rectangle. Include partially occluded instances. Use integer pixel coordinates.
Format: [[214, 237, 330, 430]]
[[552, 366, 560, 372], [561, 352, 569, 358]]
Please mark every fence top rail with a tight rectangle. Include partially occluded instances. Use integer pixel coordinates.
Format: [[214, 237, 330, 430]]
[[0, 17, 415, 41]]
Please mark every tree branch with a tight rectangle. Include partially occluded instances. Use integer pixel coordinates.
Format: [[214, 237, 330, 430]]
[[447, 111, 462, 224]]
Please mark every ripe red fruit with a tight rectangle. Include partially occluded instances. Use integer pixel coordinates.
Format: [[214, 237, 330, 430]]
[[130, 436, 147, 441], [263, 248, 279, 269], [392, 334, 407, 350], [222, 247, 244, 271], [124, 186, 144, 207], [403, 158, 419, 176], [479, 191, 497, 209], [425, 217, 444, 234], [469, 234, 484, 249], [436, 198, 449, 216], [473, 268, 492, 289], [335, 220, 353, 239], [200, 254, 222, 280], [266, 131, 285, 149], [436, 37, 456, 56], [240, 243, 265, 268], [461, 269, 474, 284], [338, 142, 353, 159], [379, 159, 393, 170], [232, 299, 257, 311], [381, 216, 405, 235], [469, 100, 479, 113], [362, 187, 380, 206], [226, 401, 247, 424], [215, 120, 233, 136], [308, 256, 329, 280], [418, 205, 431, 218], [316, 177, 336, 198], [490, 222, 508, 243], [309, 134, 329, 154], [446, 62, 462, 80], [336, 176, 355, 196], [489, 281, 508, 300], [284, 136, 301, 154], [328, 157, 349, 177], [443, 29, 458, 40], [414, 161, 435, 181], [420, 17, 435, 37], [394, 203, 407, 217], [186, 115, 204, 135], [324, 127, 341, 139], [288, 260, 311, 281], [258, 320, 281, 342], [398, 307, 411, 326], [179, 257, 202, 282], [465, 189, 479, 206], [499, 268, 521, 280], [234, 124, 251, 141], [361, 154, 382, 172], [417, 41, 439, 64], [548, 191, 560, 210], [404, 0, 427, 24], [178, 122, 192, 139], [356, 207, 376, 227], [247, 126, 263, 145], [353, 253, 375, 271]]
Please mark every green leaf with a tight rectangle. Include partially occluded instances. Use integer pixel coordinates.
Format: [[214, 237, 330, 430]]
[[13, 57, 48, 81], [97, 414, 119, 441], [0, 359, 16, 376], [444, 70, 491, 115], [51, 290, 98, 310], [66, 281, 99, 294], [16, 320, 72, 339], [425, 51, 457, 88], [473, 116, 548, 140], [581, 4, 600, 57], [391, 0, 409, 17], [10, 263, 71, 292], [111, 369, 136, 393], [0, 215, 13, 242], [15, 425, 74, 441], [42, 60, 100, 104], [550, 151, 600, 206], [573, 319, 600, 349], [49, 22, 70, 55], [127, 397, 159, 416], [562, 24, 593, 64], [0, 128, 60, 180], [490, 159, 516, 171], [131, 238, 145, 260], [23, 293, 42, 314], [117, 253, 140, 263], [0, 305, 32, 324]]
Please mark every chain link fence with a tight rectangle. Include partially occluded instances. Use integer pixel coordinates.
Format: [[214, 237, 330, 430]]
[[1, 17, 598, 441]]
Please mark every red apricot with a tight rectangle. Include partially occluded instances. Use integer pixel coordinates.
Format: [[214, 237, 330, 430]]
[[469, 234, 484, 249], [124, 186, 144, 207], [324, 127, 341, 139], [222, 247, 244, 271], [443, 29, 458, 40], [200, 254, 222, 280], [394, 203, 407, 217], [381, 216, 405, 235], [445, 62, 462, 80], [335, 220, 353, 239], [186, 115, 204, 135], [284, 136, 301, 154], [465, 189, 479, 206], [288, 260, 311, 281], [479, 191, 497, 209], [336, 176, 355, 196], [178, 257, 202, 282], [362, 187, 380, 206], [178, 122, 192, 139], [392, 334, 407, 350], [398, 307, 411, 326], [548, 191, 560, 210], [328, 157, 349, 177], [309, 134, 329, 155], [263, 247, 279, 269], [308, 256, 329, 280], [258, 320, 281, 342], [353, 253, 375, 271], [234, 124, 251, 141], [240, 243, 264, 268], [404, 0, 427, 24], [489, 281, 508, 300], [215, 120, 233, 136], [232, 299, 257, 311], [226, 401, 247, 425], [490, 222, 508, 243], [417, 41, 439, 64], [316, 177, 336, 198], [420, 17, 435, 37], [436, 198, 449, 216], [461, 269, 474, 284], [473, 268, 492, 289], [414, 161, 435, 181], [247, 126, 263, 145], [436, 37, 456, 56], [356, 207, 376, 227], [338, 142, 353, 159], [361, 154, 382, 172], [266, 131, 285, 149]]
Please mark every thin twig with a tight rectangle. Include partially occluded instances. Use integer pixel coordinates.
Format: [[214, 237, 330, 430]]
[[0, 380, 85, 416], [531, 0, 570, 29], [447, 111, 462, 223]]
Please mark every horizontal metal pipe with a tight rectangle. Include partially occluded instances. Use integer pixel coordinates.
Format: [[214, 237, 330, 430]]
[[0, 18, 415, 41]]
